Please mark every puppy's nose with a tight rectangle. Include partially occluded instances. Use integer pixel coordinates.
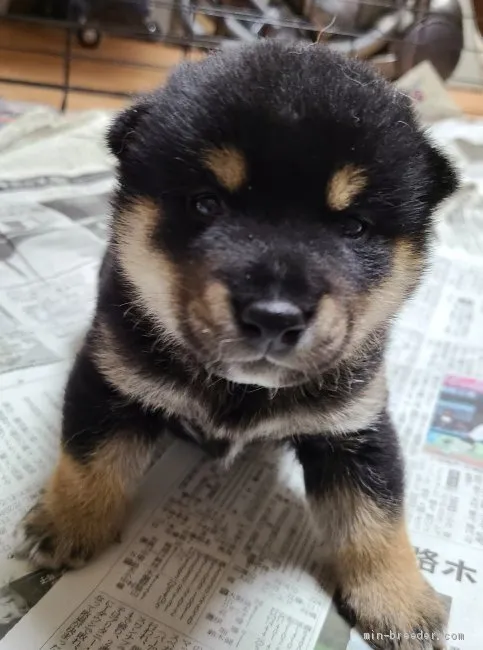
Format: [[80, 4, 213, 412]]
[[240, 300, 306, 352]]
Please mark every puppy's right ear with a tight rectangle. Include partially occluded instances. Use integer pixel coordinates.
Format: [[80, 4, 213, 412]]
[[106, 94, 152, 160]]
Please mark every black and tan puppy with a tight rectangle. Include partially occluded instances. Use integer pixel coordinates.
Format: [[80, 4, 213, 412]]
[[19, 41, 457, 647]]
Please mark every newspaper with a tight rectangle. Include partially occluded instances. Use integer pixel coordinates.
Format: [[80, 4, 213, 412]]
[[1, 101, 483, 649]]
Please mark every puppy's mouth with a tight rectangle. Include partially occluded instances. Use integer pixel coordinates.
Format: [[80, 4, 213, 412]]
[[223, 339, 301, 367], [211, 342, 347, 388], [222, 357, 298, 387]]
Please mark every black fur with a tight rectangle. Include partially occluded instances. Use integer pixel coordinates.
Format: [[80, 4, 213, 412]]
[[62, 348, 163, 461], [295, 411, 404, 512]]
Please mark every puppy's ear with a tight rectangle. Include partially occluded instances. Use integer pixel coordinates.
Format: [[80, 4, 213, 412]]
[[106, 95, 152, 160], [423, 139, 459, 209]]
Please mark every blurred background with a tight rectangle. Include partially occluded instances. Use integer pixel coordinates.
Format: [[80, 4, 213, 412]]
[[0, 0, 482, 113]]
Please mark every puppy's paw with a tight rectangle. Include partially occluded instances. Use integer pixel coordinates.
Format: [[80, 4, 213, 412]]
[[15, 498, 120, 570], [16, 501, 96, 570], [335, 576, 447, 649], [16, 450, 133, 570]]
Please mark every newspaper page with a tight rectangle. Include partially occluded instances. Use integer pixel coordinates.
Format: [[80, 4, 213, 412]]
[[0, 107, 113, 182], [0, 159, 116, 639], [1, 104, 483, 648]]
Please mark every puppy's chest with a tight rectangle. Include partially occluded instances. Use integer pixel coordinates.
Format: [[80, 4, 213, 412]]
[[160, 384, 339, 449], [153, 366, 385, 450], [165, 414, 235, 458], [165, 388, 285, 445]]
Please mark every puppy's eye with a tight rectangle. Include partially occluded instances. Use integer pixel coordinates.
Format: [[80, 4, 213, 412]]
[[191, 193, 224, 218], [336, 216, 368, 238]]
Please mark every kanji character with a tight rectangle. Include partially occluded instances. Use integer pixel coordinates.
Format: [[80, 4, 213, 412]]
[[414, 547, 439, 574], [443, 560, 477, 583]]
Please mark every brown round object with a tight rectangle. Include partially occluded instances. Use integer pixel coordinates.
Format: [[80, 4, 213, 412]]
[[393, 15, 463, 80]]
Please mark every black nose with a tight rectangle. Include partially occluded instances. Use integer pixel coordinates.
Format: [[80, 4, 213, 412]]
[[239, 300, 306, 352]]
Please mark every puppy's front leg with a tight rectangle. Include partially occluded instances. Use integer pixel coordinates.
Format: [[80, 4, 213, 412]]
[[18, 347, 160, 569], [295, 414, 446, 650]]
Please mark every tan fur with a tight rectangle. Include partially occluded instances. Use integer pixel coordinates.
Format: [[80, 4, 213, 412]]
[[92, 320, 208, 425], [21, 438, 153, 568], [327, 165, 367, 211], [187, 280, 235, 337], [115, 198, 236, 357], [114, 198, 181, 343], [309, 490, 446, 644], [253, 365, 387, 439], [314, 294, 348, 346], [203, 146, 247, 191], [308, 488, 396, 555], [339, 522, 445, 643], [203, 280, 234, 326], [344, 238, 424, 358]]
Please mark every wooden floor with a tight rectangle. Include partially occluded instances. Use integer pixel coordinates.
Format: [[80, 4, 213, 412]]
[[1, 20, 483, 115], [0, 21, 197, 111]]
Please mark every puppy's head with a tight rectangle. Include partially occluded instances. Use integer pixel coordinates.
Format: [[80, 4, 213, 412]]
[[108, 41, 457, 388]]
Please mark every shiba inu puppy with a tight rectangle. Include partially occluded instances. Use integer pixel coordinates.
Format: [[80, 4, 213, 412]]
[[19, 40, 457, 648]]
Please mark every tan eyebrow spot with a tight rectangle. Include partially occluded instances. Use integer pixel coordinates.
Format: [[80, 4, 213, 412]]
[[327, 164, 368, 211], [203, 146, 246, 192]]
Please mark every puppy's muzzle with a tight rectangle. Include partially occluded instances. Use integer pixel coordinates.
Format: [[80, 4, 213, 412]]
[[235, 299, 308, 354]]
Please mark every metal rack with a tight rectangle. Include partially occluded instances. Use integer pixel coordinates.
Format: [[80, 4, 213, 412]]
[[0, 0, 477, 110]]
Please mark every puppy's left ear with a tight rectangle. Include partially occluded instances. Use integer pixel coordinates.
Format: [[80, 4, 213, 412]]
[[423, 139, 459, 209], [106, 94, 152, 160]]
